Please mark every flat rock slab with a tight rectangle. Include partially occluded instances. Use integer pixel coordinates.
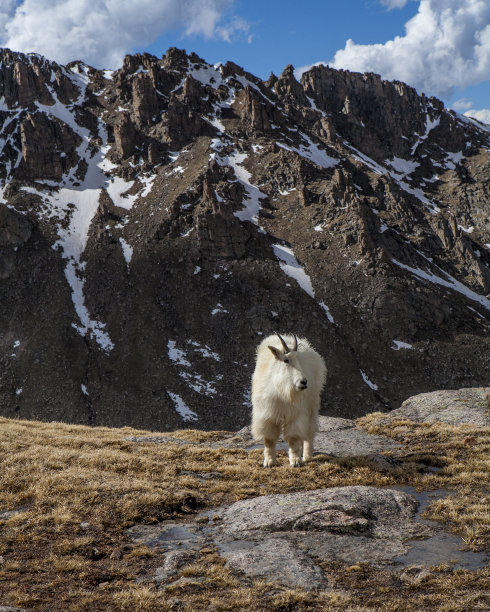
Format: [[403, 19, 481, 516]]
[[314, 427, 401, 456], [222, 416, 401, 457], [154, 550, 200, 585], [381, 388, 490, 426], [217, 536, 329, 589], [128, 522, 206, 551], [213, 486, 432, 587], [129, 486, 445, 590], [216, 486, 423, 542]]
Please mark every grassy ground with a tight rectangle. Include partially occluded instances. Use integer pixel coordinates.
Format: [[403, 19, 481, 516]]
[[0, 414, 488, 611]]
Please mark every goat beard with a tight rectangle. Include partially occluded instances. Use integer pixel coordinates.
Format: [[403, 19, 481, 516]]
[[289, 387, 302, 402]]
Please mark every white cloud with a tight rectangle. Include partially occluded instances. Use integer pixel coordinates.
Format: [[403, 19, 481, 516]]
[[453, 98, 490, 124], [378, 0, 412, 9], [0, 0, 240, 68], [452, 98, 474, 111], [0, 0, 17, 25], [327, 0, 490, 99], [464, 108, 490, 124], [216, 15, 250, 43]]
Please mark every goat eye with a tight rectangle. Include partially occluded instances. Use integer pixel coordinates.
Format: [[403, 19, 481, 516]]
[[284, 358, 289, 363]]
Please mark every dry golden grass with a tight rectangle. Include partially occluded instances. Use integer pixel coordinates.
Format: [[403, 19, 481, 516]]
[[0, 413, 488, 611]]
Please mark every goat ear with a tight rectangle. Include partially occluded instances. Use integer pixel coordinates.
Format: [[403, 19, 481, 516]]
[[268, 345, 282, 360]]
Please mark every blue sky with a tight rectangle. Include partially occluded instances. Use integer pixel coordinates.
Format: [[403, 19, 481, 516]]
[[1, 0, 489, 122], [145, 1, 420, 80]]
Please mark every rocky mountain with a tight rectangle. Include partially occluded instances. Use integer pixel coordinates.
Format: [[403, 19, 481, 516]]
[[0, 47, 488, 430]]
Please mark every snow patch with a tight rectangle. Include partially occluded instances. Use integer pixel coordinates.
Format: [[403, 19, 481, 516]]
[[319, 302, 335, 323], [104, 175, 137, 210], [168, 392, 198, 422], [277, 134, 337, 169], [456, 112, 490, 136], [168, 151, 181, 163], [385, 156, 419, 177], [444, 150, 464, 169], [139, 173, 156, 197], [272, 244, 335, 322], [306, 95, 319, 111], [178, 371, 221, 396], [242, 388, 252, 408], [188, 63, 221, 87], [348, 144, 440, 214], [119, 238, 133, 268], [167, 340, 222, 398], [467, 306, 485, 320], [272, 244, 314, 297], [211, 303, 228, 315], [360, 370, 378, 390], [392, 259, 490, 312], [27, 82, 144, 351], [168, 340, 191, 367], [392, 340, 413, 350], [411, 115, 440, 155], [214, 150, 266, 226], [278, 187, 297, 196], [187, 340, 220, 361]]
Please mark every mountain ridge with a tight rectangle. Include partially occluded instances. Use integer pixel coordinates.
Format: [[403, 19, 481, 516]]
[[0, 46, 488, 430]]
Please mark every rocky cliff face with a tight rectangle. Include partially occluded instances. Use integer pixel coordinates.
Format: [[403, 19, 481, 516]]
[[0, 47, 488, 430]]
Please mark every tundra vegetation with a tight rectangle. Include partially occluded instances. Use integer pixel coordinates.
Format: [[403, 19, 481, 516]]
[[0, 413, 488, 611]]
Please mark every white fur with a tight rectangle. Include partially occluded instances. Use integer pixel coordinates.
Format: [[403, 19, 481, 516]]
[[251, 334, 327, 467]]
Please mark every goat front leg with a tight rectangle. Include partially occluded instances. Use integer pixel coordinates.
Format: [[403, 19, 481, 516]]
[[303, 438, 314, 462], [263, 437, 278, 467], [287, 436, 303, 467]]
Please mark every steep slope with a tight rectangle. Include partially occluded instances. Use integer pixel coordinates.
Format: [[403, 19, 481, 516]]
[[0, 47, 488, 429]]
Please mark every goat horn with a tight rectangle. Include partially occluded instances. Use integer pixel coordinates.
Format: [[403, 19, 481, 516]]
[[293, 334, 298, 351], [275, 332, 290, 353]]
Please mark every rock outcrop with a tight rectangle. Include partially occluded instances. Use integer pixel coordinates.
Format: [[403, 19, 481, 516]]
[[128, 485, 451, 589], [18, 112, 80, 181], [375, 387, 490, 426]]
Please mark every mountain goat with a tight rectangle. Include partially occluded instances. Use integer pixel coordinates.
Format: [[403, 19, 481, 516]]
[[251, 332, 327, 467]]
